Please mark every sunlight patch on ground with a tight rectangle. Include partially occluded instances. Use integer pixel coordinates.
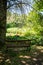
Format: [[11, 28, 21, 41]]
[[6, 27, 29, 36], [32, 58, 37, 61], [6, 33, 15, 36], [6, 27, 37, 37], [19, 55, 31, 59], [21, 60, 26, 64], [5, 59, 11, 63], [40, 50, 43, 52], [36, 46, 43, 50]]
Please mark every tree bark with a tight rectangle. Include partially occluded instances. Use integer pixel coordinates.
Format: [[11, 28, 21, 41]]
[[0, 0, 6, 49]]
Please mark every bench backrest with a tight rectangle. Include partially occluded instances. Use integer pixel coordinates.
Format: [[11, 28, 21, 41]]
[[6, 40, 31, 48]]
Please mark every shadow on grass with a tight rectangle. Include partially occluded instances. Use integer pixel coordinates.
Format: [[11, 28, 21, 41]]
[[0, 45, 43, 65]]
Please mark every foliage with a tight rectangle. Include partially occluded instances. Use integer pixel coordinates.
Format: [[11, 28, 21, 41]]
[[6, 0, 43, 45], [33, 0, 43, 11]]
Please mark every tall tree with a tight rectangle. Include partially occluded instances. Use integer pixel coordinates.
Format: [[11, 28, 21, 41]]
[[0, 0, 6, 49]]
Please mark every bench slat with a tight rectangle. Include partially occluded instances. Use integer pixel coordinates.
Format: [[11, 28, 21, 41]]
[[6, 40, 31, 49]]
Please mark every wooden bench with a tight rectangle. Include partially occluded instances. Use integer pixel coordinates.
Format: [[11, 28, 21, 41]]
[[6, 40, 31, 51]]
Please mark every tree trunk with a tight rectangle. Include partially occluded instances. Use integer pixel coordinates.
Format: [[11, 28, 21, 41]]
[[0, 0, 6, 49]]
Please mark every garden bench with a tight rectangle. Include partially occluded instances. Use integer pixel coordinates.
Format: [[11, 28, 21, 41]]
[[6, 39, 31, 51]]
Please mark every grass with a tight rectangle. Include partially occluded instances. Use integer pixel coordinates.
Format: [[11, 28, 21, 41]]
[[6, 27, 30, 40], [0, 45, 43, 65], [6, 27, 37, 40], [6, 22, 43, 45]]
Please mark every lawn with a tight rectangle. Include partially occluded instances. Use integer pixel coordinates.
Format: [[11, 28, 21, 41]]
[[0, 45, 43, 65]]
